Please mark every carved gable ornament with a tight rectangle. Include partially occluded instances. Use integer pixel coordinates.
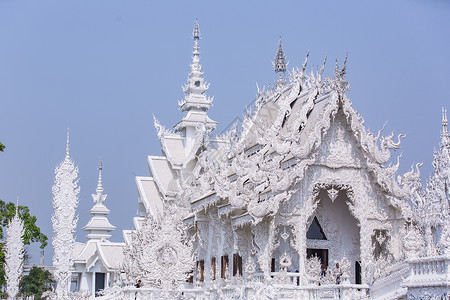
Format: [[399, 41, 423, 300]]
[[124, 207, 193, 288]]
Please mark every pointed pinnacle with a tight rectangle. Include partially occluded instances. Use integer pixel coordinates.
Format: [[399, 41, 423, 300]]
[[442, 107, 448, 131], [65, 128, 70, 157], [96, 160, 104, 195], [15, 196, 19, 215], [302, 50, 310, 72], [193, 19, 200, 40]]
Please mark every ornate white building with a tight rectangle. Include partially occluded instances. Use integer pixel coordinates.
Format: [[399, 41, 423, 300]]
[[71, 162, 125, 296], [69, 21, 449, 300]]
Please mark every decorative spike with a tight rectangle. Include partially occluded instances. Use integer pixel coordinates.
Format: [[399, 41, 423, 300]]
[[341, 53, 348, 75], [302, 50, 310, 72], [442, 107, 448, 133], [65, 128, 70, 157], [334, 58, 339, 76], [320, 55, 327, 75]]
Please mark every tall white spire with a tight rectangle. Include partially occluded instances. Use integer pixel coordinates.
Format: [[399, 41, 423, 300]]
[[82, 160, 115, 241], [174, 19, 217, 134], [52, 133, 79, 299]]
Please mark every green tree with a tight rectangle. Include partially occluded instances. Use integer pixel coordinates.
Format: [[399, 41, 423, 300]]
[[0, 142, 4, 152], [19, 266, 53, 299], [0, 200, 48, 287]]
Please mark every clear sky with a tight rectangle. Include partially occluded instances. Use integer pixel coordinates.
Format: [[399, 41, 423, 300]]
[[0, 0, 449, 265]]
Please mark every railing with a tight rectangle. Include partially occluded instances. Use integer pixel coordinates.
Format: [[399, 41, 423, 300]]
[[406, 255, 450, 288], [99, 279, 370, 300]]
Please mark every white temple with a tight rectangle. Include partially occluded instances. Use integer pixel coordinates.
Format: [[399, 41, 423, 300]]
[[67, 21, 449, 300], [71, 162, 125, 296]]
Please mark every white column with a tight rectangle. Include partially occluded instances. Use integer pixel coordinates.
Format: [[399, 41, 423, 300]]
[[92, 272, 96, 297], [106, 272, 110, 288]]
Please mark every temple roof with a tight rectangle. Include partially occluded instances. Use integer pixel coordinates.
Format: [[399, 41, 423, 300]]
[[182, 54, 417, 223]]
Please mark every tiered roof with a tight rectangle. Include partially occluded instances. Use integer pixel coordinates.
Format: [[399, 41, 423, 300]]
[[81, 161, 115, 241]]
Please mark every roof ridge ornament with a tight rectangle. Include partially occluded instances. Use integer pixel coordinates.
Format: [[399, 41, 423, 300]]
[[333, 54, 350, 96], [273, 38, 288, 73], [273, 38, 288, 87]]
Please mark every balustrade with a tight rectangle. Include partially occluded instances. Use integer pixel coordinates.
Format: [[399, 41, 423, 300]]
[[100, 276, 369, 300], [407, 255, 449, 288]]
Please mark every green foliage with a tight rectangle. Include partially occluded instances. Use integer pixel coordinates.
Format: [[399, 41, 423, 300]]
[[0, 200, 48, 287], [19, 266, 53, 299], [0, 201, 47, 248], [0, 142, 4, 152]]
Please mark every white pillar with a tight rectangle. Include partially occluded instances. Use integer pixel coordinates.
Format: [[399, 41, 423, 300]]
[[92, 272, 96, 297], [106, 272, 110, 288]]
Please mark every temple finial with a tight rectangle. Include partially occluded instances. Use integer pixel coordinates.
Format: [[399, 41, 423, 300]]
[[173, 19, 217, 134], [193, 19, 200, 40], [15, 197, 19, 216], [96, 160, 104, 196], [65, 128, 70, 157], [442, 107, 448, 133], [273, 38, 288, 73]]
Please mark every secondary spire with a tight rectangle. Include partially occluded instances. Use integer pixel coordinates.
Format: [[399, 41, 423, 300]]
[[273, 38, 287, 73], [82, 161, 115, 241], [273, 38, 288, 87]]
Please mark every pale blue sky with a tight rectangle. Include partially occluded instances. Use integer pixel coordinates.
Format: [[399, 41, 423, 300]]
[[0, 0, 449, 265]]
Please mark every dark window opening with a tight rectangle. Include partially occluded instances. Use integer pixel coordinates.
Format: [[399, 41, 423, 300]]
[[196, 260, 205, 282], [271, 257, 276, 272], [211, 257, 216, 280], [221, 255, 229, 279], [195, 80, 200, 87], [355, 261, 362, 284], [95, 273, 105, 296], [307, 217, 327, 240], [233, 254, 243, 276]]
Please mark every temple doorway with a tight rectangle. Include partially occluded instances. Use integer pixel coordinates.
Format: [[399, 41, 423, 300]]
[[306, 187, 361, 283]]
